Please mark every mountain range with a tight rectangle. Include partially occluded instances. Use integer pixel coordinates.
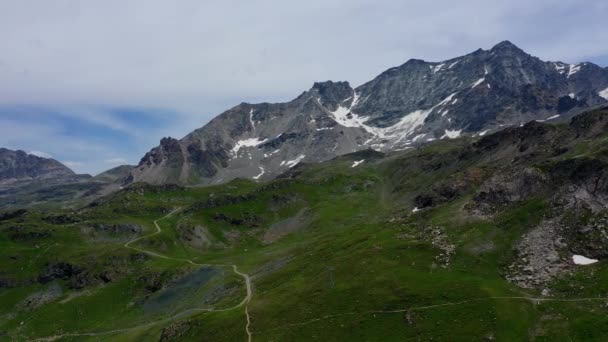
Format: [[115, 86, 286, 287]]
[[2, 40, 608, 208], [0, 149, 131, 208], [126, 41, 608, 185]]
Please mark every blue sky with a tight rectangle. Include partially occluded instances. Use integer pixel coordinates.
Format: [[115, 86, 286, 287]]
[[0, 0, 607, 174], [0, 105, 187, 172]]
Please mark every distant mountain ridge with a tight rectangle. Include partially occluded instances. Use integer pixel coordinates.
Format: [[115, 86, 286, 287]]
[[0, 148, 75, 183], [127, 41, 608, 186], [0, 148, 125, 209]]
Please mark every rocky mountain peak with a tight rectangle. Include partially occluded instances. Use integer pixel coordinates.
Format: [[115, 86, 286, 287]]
[[490, 40, 526, 55], [126, 41, 608, 186], [306, 81, 353, 110]]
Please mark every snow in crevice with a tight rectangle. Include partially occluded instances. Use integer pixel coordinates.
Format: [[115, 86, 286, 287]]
[[553, 62, 566, 74], [316, 127, 332, 131], [567, 64, 581, 78], [280, 154, 305, 168], [252, 166, 265, 180], [249, 109, 256, 130], [441, 129, 462, 139], [231, 137, 268, 156], [477, 129, 490, 137], [432, 63, 445, 73], [351, 159, 364, 168], [471, 68, 489, 89], [599, 87, 608, 100], [448, 61, 459, 69], [572, 254, 598, 265], [263, 149, 280, 158], [568, 93, 575, 99], [537, 114, 561, 123], [412, 207, 421, 213], [412, 133, 427, 142], [471, 78, 485, 88]]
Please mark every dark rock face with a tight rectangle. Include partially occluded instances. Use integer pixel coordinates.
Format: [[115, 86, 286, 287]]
[[92, 223, 143, 235], [0, 148, 75, 182], [38, 262, 83, 283], [128, 41, 608, 186], [0, 209, 27, 221]]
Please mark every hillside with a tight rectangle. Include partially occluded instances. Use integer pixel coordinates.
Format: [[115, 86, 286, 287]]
[[2, 106, 608, 340]]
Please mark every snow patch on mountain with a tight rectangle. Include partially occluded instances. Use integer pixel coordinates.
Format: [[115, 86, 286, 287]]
[[572, 254, 598, 265], [599, 87, 608, 100], [231, 137, 268, 156], [252, 166, 265, 180], [432, 63, 445, 73], [441, 129, 462, 139], [281, 154, 305, 168], [567, 64, 581, 78], [471, 78, 485, 88], [327, 89, 458, 145], [553, 62, 566, 74], [249, 109, 256, 129], [351, 160, 364, 168]]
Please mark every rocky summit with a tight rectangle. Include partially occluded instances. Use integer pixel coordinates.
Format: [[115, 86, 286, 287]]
[[128, 41, 608, 186], [0, 148, 75, 183]]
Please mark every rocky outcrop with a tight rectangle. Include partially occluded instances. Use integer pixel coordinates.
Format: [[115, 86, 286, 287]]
[[37, 262, 83, 284], [506, 219, 571, 289]]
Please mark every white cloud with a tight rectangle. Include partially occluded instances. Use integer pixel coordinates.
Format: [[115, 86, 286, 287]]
[[28, 150, 53, 158], [0, 0, 605, 114], [105, 158, 128, 165]]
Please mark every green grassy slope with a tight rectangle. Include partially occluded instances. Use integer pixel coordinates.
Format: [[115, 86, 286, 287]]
[[2, 107, 608, 341]]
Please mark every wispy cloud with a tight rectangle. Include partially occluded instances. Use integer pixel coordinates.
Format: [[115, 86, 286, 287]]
[[105, 158, 128, 165]]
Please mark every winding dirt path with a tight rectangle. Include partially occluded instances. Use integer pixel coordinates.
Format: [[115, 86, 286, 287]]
[[33, 208, 253, 342], [253, 295, 608, 335]]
